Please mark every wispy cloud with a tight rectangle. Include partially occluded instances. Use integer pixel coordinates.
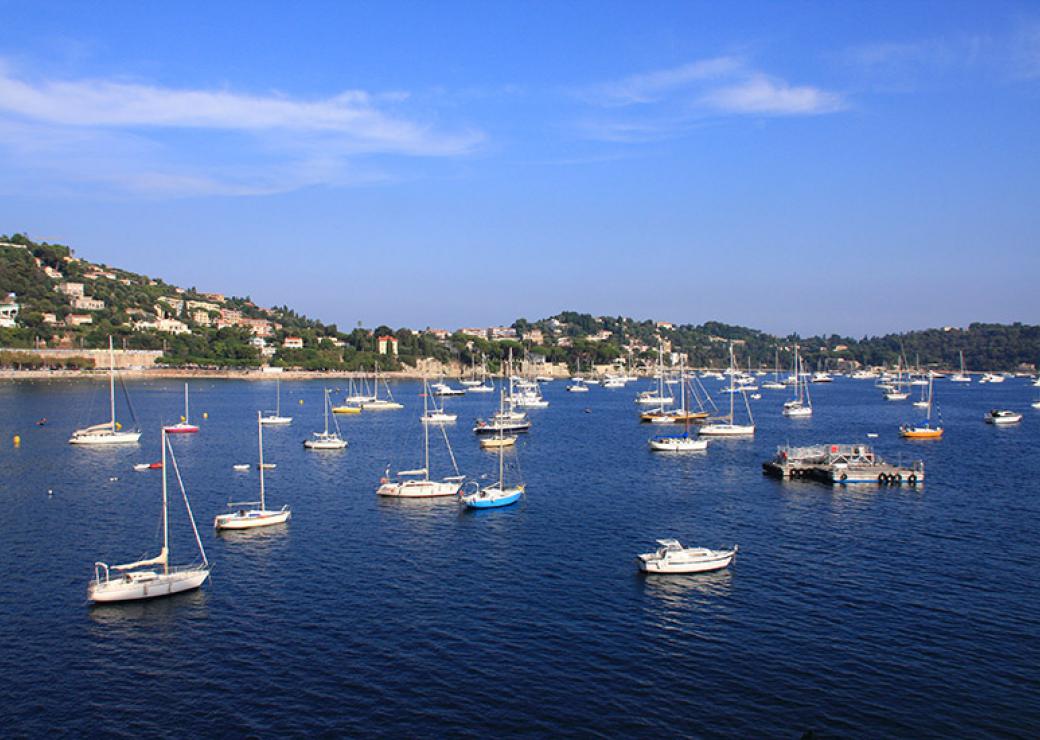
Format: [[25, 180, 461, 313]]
[[586, 56, 743, 106], [0, 59, 483, 196], [576, 57, 845, 142], [700, 74, 846, 115]]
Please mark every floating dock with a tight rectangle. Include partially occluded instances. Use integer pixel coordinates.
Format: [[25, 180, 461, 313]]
[[763, 444, 924, 485]]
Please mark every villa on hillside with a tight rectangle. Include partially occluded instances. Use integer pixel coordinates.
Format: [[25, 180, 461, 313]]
[[0, 293, 19, 327]]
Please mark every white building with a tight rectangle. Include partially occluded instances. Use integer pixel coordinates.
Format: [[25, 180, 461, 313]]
[[0, 293, 19, 327], [72, 295, 105, 311], [58, 282, 85, 297]]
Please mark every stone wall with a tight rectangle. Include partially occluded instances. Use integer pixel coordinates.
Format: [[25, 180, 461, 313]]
[[1, 348, 163, 369]]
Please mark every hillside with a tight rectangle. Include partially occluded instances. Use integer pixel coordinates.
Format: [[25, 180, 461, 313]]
[[1, 233, 1037, 372]]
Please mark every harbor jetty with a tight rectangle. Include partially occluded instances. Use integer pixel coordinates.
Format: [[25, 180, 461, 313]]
[[763, 444, 924, 485]]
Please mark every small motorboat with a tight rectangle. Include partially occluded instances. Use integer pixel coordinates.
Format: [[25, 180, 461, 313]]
[[985, 409, 1022, 425], [636, 539, 738, 574], [232, 464, 250, 472]]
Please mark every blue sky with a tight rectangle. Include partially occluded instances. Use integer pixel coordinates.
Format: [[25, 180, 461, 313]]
[[0, 1, 1037, 336]]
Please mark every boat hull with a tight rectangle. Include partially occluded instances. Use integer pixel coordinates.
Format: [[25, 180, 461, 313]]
[[214, 509, 291, 530], [163, 424, 199, 434], [377, 480, 461, 498], [331, 406, 362, 414], [698, 424, 755, 437], [637, 551, 736, 574], [88, 567, 209, 603], [462, 486, 523, 509], [70, 431, 142, 445], [260, 416, 293, 425], [649, 437, 707, 451]]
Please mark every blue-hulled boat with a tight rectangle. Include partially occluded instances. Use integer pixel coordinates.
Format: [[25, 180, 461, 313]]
[[462, 387, 525, 509]]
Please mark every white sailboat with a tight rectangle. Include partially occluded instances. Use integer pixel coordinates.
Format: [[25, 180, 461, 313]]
[[761, 347, 786, 390], [304, 388, 348, 449], [362, 363, 404, 410], [883, 359, 910, 401], [260, 379, 293, 425], [89, 429, 209, 602], [164, 383, 200, 434], [782, 346, 813, 417], [70, 336, 142, 445], [378, 382, 464, 497], [214, 412, 292, 529], [650, 359, 708, 451], [949, 351, 971, 382], [700, 344, 755, 436]]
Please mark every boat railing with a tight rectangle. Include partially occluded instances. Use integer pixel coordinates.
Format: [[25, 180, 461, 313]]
[[94, 561, 111, 585]]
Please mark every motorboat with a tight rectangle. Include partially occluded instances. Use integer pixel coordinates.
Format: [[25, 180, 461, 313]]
[[636, 539, 737, 574], [431, 381, 466, 397], [980, 373, 1005, 384], [480, 435, 516, 449], [985, 409, 1022, 425]]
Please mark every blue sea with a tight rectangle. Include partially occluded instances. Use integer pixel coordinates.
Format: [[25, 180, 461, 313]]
[[1, 375, 1038, 736]]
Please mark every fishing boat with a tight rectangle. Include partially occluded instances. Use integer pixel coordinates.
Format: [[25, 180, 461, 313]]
[[69, 336, 142, 445], [461, 395, 524, 509], [304, 389, 348, 449], [636, 539, 738, 574], [783, 347, 813, 417], [900, 376, 943, 439], [88, 429, 209, 603], [164, 383, 200, 434], [700, 345, 755, 436], [214, 412, 291, 530], [985, 409, 1022, 425], [260, 379, 293, 425], [362, 363, 404, 410]]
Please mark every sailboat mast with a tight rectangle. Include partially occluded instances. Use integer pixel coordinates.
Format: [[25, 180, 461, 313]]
[[258, 411, 266, 510], [423, 379, 430, 479], [729, 344, 736, 422], [184, 382, 189, 423], [161, 430, 169, 575], [276, 379, 281, 416], [323, 388, 330, 434], [109, 335, 116, 432]]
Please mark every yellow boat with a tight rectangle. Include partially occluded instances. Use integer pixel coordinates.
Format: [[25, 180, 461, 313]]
[[900, 424, 943, 439], [480, 435, 517, 449], [332, 405, 362, 415]]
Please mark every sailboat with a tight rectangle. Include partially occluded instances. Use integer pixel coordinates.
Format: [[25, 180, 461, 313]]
[[762, 347, 786, 390], [164, 383, 200, 434], [304, 388, 348, 449], [900, 375, 943, 439], [567, 360, 590, 392], [699, 344, 755, 436], [650, 360, 708, 451], [884, 359, 910, 401], [949, 351, 971, 382], [461, 390, 525, 509], [260, 379, 293, 425], [214, 412, 292, 529], [639, 343, 677, 421], [362, 363, 404, 410], [378, 382, 464, 497], [70, 336, 142, 445], [88, 429, 209, 602], [331, 377, 364, 414], [782, 346, 813, 417], [422, 379, 458, 423]]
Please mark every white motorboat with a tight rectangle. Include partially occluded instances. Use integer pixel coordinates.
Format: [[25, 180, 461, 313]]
[[70, 337, 142, 445], [215, 412, 291, 530], [260, 379, 293, 425], [980, 373, 1005, 384], [985, 409, 1022, 425], [636, 539, 738, 574], [88, 429, 209, 603], [232, 464, 250, 472], [304, 388, 348, 449], [431, 381, 466, 397]]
